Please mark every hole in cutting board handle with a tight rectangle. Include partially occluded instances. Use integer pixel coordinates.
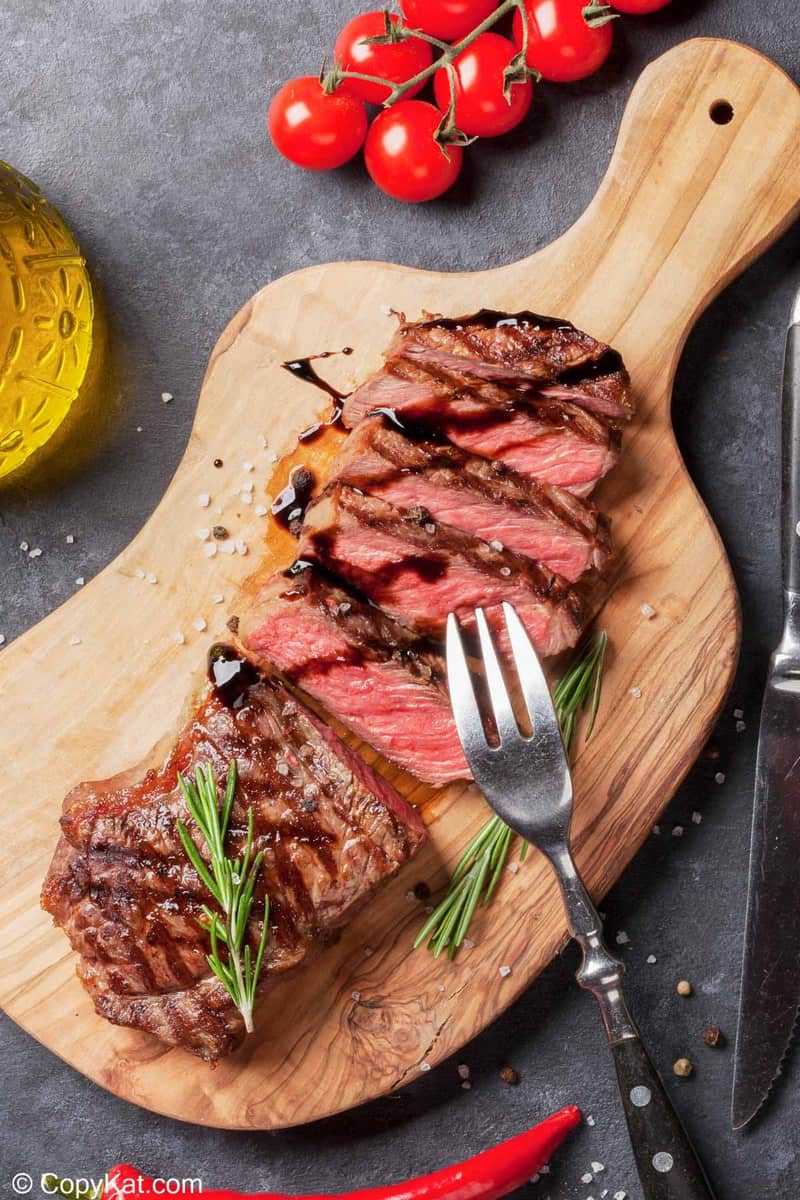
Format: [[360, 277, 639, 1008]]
[[709, 100, 734, 125]]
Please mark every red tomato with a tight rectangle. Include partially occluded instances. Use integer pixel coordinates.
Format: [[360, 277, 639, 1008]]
[[365, 101, 463, 202], [433, 32, 533, 138], [334, 11, 433, 105], [513, 1, 614, 83], [612, 0, 670, 9], [400, 0, 499, 41], [269, 77, 368, 170]]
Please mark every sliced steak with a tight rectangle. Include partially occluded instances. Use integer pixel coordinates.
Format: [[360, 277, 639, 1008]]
[[41, 664, 425, 1060], [330, 417, 610, 582], [299, 484, 584, 656], [387, 310, 634, 421], [239, 566, 469, 785], [342, 360, 621, 496]]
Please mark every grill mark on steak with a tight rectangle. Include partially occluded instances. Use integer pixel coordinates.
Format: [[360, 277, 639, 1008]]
[[41, 669, 425, 1060], [328, 416, 611, 582]]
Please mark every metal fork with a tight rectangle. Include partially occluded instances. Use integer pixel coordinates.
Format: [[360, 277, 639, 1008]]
[[447, 603, 716, 1200]]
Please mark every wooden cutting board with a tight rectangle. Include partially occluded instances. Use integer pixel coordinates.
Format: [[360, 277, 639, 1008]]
[[1, 38, 799, 1131]]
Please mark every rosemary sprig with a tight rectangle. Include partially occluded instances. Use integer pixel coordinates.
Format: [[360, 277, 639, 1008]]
[[415, 631, 608, 959], [177, 760, 270, 1033]]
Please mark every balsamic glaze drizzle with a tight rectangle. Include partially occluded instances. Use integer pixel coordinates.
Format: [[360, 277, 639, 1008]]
[[282, 349, 353, 443], [270, 466, 317, 532], [208, 644, 258, 709]]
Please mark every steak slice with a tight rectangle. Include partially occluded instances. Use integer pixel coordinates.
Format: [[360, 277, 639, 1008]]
[[342, 361, 620, 496], [299, 484, 584, 656], [387, 310, 634, 421], [41, 664, 425, 1060], [239, 566, 469, 784], [330, 416, 611, 582]]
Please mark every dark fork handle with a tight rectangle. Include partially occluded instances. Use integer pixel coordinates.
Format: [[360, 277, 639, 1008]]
[[611, 1034, 717, 1199], [549, 847, 716, 1199]]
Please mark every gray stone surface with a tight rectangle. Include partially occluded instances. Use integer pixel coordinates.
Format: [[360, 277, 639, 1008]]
[[1, 1, 798, 1197]]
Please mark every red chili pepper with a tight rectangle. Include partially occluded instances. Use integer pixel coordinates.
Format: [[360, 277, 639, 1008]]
[[100, 1106, 580, 1200]]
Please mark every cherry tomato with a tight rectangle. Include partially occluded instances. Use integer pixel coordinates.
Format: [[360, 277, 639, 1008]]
[[400, 0, 499, 41], [334, 11, 433, 105], [269, 77, 368, 170], [513, 1, 614, 83], [365, 101, 463, 203], [611, 0, 670, 10], [433, 32, 533, 138]]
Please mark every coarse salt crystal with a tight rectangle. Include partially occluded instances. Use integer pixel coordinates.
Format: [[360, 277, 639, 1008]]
[[614, 1193, 628, 1200], [276, 762, 290, 777], [646, 955, 657, 964], [640, 602, 656, 618], [351, 991, 361, 1002], [733, 707, 743, 719], [235, 538, 249, 556], [692, 811, 702, 824], [586, 1114, 596, 1126], [268, 451, 278, 463], [0, 635, 5, 646], [69, 635, 82, 646], [616, 931, 629, 945], [581, 1174, 594, 1185], [509, 862, 520, 874], [75, 577, 85, 587], [241, 493, 252, 505], [29, 547, 42, 558], [203, 542, 218, 558], [193, 617, 207, 632], [66, 534, 75, 544], [715, 772, 726, 784], [19, 541, 29, 551], [212, 594, 224, 605], [672, 825, 684, 837], [146, 572, 158, 584], [134, 567, 145, 579], [499, 964, 512, 978], [463, 938, 475, 949], [258, 434, 268, 449], [364, 946, 373, 957], [457, 1064, 470, 1079], [196, 528, 210, 540], [490, 539, 504, 552], [174, 631, 185, 645], [500, 566, 512, 577], [652, 824, 661, 835], [162, 392, 173, 403], [243, 461, 254, 472], [736, 719, 746, 732], [136, 425, 143, 432], [198, 493, 211, 507], [630, 686, 642, 698], [254, 504, 268, 516], [419, 1061, 431, 1072]]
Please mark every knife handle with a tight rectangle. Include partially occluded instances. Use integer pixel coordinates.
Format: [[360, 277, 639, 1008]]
[[782, 322, 800, 600], [611, 1035, 717, 1199]]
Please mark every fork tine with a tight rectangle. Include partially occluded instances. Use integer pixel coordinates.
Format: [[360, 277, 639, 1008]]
[[502, 602, 567, 756], [446, 613, 491, 760], [474, 608, 519, 745]]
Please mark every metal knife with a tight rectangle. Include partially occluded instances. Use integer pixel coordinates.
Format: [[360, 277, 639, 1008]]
[[732, 286, 800, 1130]]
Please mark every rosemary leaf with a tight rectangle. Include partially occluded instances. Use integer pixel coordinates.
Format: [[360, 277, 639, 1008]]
[[417, 630, 608, 959], [177, 759, 270, 1034]]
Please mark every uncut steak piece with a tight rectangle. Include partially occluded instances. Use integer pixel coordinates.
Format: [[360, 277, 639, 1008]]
[[239, 565, 470, 785], [41, 655, 425, 1060], [299, 484, 584, 656], [387, 309, 634, 422], [329, 416, 611, 583], [342, 363, 621, 497]]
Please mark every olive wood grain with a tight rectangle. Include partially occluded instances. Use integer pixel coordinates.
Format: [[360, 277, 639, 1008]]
[[1, 38, 798, 1129]]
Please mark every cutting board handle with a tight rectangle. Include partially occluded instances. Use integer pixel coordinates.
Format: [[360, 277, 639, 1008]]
[[546, 38, 800, 375]]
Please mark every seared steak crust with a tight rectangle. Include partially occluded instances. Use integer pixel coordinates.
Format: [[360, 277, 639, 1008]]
[[42, 672, 425, 1060]]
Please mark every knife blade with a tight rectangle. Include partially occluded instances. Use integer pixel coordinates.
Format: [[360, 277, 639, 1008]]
[[732, 287, 800, 1130]]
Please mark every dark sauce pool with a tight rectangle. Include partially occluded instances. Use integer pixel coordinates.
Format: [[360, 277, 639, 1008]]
[[208, 643, 258, 708]]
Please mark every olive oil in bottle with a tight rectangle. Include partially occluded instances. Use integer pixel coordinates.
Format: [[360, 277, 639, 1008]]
[[0, 162, 94, 481]]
